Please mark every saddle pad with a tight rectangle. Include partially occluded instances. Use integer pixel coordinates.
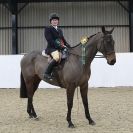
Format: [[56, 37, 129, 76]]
[[42, 50, 49, 57]]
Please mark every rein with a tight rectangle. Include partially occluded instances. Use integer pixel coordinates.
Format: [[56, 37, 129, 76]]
[[68, 43, 104, 59], [68, 33, 105, 59], [69, 48, 104, 58], [69, 43, 81, 48]]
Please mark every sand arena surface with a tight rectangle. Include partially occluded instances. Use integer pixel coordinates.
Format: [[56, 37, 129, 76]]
[[0, 87, 133, 133]]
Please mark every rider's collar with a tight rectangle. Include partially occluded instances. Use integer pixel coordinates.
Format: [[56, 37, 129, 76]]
[[52, 25, 58, 30]]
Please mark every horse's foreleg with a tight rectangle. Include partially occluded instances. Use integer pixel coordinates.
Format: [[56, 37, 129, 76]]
[[80, 82, 96, 125], [66, 85, 76, 128]]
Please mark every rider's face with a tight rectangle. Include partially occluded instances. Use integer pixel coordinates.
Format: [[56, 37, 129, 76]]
[[50, 19, 59, 26]]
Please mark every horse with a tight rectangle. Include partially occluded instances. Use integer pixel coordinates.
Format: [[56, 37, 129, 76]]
[[20, 26, 116, 128]]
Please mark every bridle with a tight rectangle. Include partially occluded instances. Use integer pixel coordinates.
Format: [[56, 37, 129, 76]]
[[98, 34, 115, 58]]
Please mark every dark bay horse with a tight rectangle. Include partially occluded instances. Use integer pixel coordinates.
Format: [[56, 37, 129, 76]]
[[20, 26, 116, 128]]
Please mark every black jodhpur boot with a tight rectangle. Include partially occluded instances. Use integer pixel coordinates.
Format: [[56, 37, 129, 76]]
[[44, 59, 57, 79]]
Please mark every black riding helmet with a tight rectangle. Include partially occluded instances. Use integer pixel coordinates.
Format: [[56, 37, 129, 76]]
[[49, 13, 59, 22]]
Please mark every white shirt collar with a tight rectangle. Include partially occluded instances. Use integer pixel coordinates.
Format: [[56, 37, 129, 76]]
[[52, 25, 58, 30]]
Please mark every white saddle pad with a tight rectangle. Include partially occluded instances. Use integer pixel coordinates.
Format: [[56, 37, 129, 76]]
[[42, 50, 49, 57]]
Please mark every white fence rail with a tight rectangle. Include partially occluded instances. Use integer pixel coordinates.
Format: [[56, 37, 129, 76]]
[[0, 53, 133, 88]]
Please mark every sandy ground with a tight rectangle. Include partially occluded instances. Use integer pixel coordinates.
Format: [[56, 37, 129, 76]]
[[0, 87, 133, 133]]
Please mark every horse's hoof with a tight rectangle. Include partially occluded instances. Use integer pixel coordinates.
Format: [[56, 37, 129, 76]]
[[29, 115, 33, 119], [68, 123, 75, 128], [89, 120, 96, 126], [34, 116, 39, 121], [29, 115, 39, 120]]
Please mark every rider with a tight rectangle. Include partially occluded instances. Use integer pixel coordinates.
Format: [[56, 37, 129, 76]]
[[44, 13, 70, 79]]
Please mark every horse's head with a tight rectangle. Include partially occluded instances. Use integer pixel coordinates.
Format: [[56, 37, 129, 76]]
[[97, 26, 116, 65]]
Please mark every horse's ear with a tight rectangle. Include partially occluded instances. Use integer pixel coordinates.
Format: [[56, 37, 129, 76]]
[[102, 26, 106, 34], [109, 27, 114, 34]]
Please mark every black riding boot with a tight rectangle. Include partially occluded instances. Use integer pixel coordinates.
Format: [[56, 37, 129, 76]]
[[44, 59, 57, 79]]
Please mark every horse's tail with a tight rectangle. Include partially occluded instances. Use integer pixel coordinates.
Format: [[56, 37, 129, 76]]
[[20, 71, 28, 98]]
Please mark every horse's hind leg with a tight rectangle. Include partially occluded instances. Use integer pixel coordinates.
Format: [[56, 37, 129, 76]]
[[26, 77, 40, 118], [80, 82, 96, 125]]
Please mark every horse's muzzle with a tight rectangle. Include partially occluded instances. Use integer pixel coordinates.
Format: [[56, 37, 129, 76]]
[[108, 59, 116, 65], [106, 52, 116, 65]]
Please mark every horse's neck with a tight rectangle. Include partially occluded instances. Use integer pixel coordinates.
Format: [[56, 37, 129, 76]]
[[71, 32, 101, 57], [84, 33, 102, 68], [68, 33, 101, 71]]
